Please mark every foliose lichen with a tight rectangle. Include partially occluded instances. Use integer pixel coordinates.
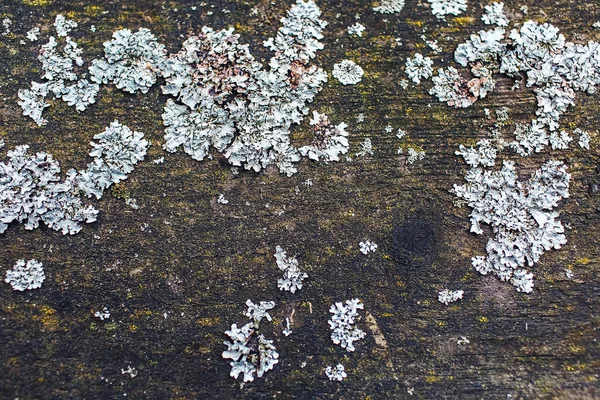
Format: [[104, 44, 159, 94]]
[[4, 259, 45, 291]]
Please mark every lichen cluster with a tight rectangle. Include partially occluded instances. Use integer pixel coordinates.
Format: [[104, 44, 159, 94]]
[[328, 298, 366, 352], [19, 1, 348, 177], [0, 121, 148, 235], [4, 259, 45, 291]]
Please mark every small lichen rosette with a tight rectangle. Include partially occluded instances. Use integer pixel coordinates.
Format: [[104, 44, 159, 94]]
[[5, 259, 45, 291], [89, 28, 168, 94], [332, 60, 364, 85]]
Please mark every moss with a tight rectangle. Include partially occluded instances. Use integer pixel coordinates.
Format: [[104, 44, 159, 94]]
[[22, 0, 52, 6], [110, 182, 130, 199], [84, 5, 104, 17], [451, 16, 475, 27], [406, 19, 424, 29]]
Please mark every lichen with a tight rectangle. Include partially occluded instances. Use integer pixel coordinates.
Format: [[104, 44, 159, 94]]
[[332, 59, 364, 85], [328, 298, 366, 352], [4, 259, 45, 291]]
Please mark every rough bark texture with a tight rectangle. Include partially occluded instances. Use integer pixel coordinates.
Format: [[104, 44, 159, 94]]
[[0, 0, 599, 399]]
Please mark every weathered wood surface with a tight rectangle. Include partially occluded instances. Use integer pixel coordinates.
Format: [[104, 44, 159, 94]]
[[0, 0, 599, 398]]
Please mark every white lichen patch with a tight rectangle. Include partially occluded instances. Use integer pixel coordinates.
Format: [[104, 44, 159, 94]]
[[19, 20, 100, 125], [274, 246, 308, 293], [429, 67, 476, 108], [77, 120, 149, 199], [325, 363, 347, 381], [455, 139, 497, 168], [18, 1, 347, 176], [576, 128, 591, 149], [332, 59, 364, 85], [359, 240, 378, 254], [160, 1, 338, 176], [2, 18, 11, 36], [217, 194, 229, 204], [457, 336, 470, 345], [299, 111, 349, 162], [5, 259, 45, 291], [328, 298, 366, 352], [421, 36, 442, 54], [405, 53, 433, 84], [90, 28, 168, 94], [355, 138, 374, 157], [406, 147, 426, 165], [26, 27, 40, 42], [222, 317, 280, 381], [62, 79, 101, 111], [244, 300, 275, 324], [445, 20, 600, 133], [481, 2, 509, 27], [453, 159, 570, 293], [94, 307, 110, 320], [54, 14, 77, 37], [373, 0, 405, 14], [549, 130, 572, 150], [18, 81, 50, 126], [283, 317, 292, 336], [0, 145, 98, 235], [438, 289, 464, 305], [121, 365, 138, 378], [222, 323, 257, 382], [427, 0, 467, 20], [509, 120, 549, 156], [347, 23, 365, 37]]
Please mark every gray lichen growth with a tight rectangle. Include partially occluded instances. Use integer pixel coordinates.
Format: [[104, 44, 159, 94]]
[[89, 28, 168, 94], [373, 0, 405, 14], [481, 2, 508, 27], [274, 246, 308, 293], [4, 259, 45, 291], [325, 363, 347, 381], [77, 120, 149, 199], [223, 301, 280, 382], [298, 111, 349, 162], [19, 16, 99, 125], [332, 59, 364, 85], [359, 240, 378, 254], [444, 19, 600, 134], [0, 146, 98, 235], [405, 53, 433, 84], [328, 298, 366, 352], [427, 0, 467, 20], [453, 160, 570, 293], [438, 289, 464, 305], [244, 300, 275, 325]]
